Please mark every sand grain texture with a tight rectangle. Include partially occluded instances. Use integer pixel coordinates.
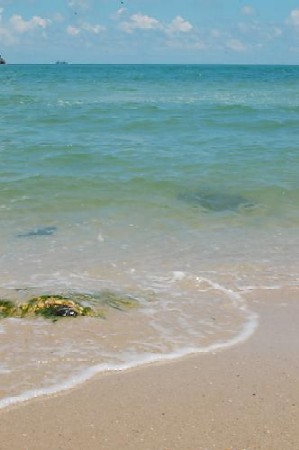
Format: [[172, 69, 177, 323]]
[[0, 289, 298, 450]]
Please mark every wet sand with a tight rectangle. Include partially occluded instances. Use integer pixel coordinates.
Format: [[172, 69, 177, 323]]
[[0, 288, 298, 450]]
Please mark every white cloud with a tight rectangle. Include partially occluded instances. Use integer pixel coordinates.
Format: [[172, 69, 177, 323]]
[[120, 13, 193, 37], [288, 9, 299, 27], [9, 14, 50, 33], [67, 21, 105, 36], [238, 19, 283, 42], [0, 8, 12, 44], [111, 6, 127, 21], [226, 39, 246, 51], [67, 25, 80, 35], [167, 16, 193, 34], [0, 11, 50, 44], [242, 5, 255, 16], [120, 13, 161, 33], [81, 22, 105, 34], [115, 7, 128, 17]]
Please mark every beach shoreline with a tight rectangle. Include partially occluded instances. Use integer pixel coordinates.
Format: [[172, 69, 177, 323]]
[[1, 63, 299, 449], [0, 287, 298, 450]]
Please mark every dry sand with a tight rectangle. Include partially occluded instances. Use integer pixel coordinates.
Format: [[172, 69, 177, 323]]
[[0, 288, 298, 450]]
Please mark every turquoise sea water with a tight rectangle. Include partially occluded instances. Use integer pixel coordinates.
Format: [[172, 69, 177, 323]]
[[0, 65, 298, 407]]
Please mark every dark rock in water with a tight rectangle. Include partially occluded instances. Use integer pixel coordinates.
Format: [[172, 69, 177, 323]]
[[54, 307, 78, 317], [17, 226, 57, 237], [21, 295, 98, 319], [178, 190, 254, 212]]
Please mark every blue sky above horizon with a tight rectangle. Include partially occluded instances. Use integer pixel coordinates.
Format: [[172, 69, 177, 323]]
[[0, 1, 299, 64]]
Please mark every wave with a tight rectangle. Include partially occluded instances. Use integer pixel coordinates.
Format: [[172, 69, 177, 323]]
[[0, 276, 258, 410]]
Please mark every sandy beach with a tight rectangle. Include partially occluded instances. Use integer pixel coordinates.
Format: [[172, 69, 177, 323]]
[[0, 287, 298, 450], [1, 62, 299, 450]]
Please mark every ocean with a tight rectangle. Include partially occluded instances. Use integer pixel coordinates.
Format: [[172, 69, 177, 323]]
[[0, 64, 298, 408]]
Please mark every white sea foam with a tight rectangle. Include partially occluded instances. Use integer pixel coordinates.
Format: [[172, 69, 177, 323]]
[[0, 313, 257, 409], [0, 313, 258, 411], [0, 277, 258, 411], [97, 233, 105, 242]]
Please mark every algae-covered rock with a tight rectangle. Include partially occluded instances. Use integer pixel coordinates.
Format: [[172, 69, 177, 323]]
[[0, 295, 101, 320], [0, 290, 139, 320], [0, 300, 17, 318], [20, 295, 102, 319], [22, 295, 81, 316]]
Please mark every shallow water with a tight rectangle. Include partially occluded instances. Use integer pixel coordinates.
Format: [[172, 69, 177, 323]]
[[0, 64, 298, 408]]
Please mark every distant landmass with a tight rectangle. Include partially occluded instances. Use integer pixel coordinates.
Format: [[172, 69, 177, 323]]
[[55, 61, 68, 65]]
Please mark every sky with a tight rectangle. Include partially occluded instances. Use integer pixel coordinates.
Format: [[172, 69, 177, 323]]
[[0, 0, 299, 64]]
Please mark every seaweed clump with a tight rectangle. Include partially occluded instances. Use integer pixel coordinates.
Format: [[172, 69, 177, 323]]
[[20, 295, 98, 319], [97, 290, 139, 311], [0, 291, 139, 321], [0, 300, 17, 318], [0, 295, 101, 321], [70, 290, 139, 312]]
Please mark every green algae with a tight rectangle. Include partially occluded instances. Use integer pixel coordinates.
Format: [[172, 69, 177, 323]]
[[0, 290, 139, 320], [0, 295, 102, 320], [98, 290, 139, 311], [69, 290, 139, 311], [0, 300, 17, 318]]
